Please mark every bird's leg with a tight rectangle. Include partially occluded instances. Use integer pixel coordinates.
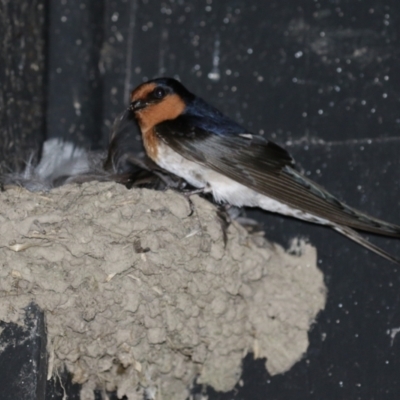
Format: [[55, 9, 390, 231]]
[[183, 184, 212, 216], [216, 204, 233, 247]]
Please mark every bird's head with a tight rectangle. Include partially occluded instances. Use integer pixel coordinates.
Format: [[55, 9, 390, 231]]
[[130, 78, 194, 131]]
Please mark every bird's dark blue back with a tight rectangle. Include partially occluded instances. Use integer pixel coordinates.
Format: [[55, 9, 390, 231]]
[[184, 96, 247, 135]]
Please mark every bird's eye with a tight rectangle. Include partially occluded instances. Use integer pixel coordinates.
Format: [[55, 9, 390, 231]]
[[153, 87, 166, 99]]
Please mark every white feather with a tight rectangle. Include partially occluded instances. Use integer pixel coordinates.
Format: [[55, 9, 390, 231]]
[[2, 139, 91, 191]]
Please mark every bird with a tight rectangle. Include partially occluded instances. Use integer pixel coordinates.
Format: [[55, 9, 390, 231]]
[[128, 77, 400, 264]]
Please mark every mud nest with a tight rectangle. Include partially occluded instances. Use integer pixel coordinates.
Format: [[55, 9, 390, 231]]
[[0, 182, 326, 399]]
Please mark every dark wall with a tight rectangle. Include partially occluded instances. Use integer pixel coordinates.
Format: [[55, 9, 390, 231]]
[[0, 1, 46, 174], [46, 0, 104, 148], [1, 1, 400, 399]]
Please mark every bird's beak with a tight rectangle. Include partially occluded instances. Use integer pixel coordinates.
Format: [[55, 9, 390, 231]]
[[130, 99, 147, 112]]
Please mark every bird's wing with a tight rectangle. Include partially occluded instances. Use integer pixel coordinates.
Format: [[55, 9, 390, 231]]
[[155, 117, 400, 238]]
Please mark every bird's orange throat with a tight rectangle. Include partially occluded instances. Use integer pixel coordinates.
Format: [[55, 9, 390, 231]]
[[134, 93, 186, 162], [135, 93, 186, 133], [142, 127, 160, 162]]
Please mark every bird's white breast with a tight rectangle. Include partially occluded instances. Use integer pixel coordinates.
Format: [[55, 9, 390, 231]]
[[156, 141, 329, 225]]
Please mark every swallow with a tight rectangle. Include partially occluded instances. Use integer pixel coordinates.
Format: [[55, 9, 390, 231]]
[[128, 77, 400, 264]]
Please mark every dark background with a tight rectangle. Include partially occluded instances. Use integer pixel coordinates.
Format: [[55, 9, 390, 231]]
[[1, 0, 400, 399]]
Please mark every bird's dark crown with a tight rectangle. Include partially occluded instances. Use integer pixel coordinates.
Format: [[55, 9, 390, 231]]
[[147, 78, 195, 101], [130, 77, 195, 108]]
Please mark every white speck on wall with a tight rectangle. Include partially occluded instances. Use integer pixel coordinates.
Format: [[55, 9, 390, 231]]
[[208, 34, 221, 82]]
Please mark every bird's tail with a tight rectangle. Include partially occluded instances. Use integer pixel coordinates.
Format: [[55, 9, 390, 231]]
[[283, 167, 400, 238], [333, 225, 400, 265], [340, 203, 400, 238]]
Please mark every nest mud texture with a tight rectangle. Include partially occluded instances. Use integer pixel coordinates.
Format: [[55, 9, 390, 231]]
[[0, 182, 326, 400]]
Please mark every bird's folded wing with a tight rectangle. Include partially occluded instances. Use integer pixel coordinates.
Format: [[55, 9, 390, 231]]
[[155, 118, 400, 237]]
